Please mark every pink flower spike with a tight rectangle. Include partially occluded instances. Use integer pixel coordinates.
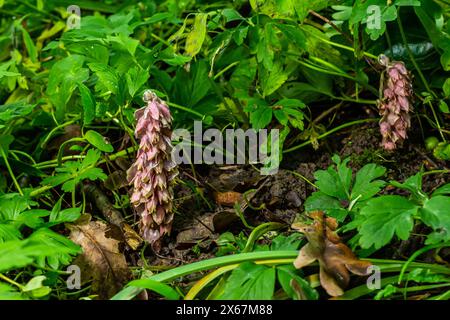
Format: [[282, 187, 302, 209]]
[[377, 56, 413, 151], [127, 90, 178, 249]]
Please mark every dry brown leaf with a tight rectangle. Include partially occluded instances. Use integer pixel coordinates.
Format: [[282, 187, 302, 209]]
[[292, 211, 372, 297], [68, 220, 131, 299], [214, 191, 242, 206]]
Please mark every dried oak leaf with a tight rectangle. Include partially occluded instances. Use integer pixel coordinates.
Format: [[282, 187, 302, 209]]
[[292, 211, 372, 297], [68, 220, 131, 299]]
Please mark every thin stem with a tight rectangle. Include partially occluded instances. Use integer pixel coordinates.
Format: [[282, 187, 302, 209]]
[[0, 273, 23, 290], [284, 119, 378, 153], [0, 148, 23, 195]]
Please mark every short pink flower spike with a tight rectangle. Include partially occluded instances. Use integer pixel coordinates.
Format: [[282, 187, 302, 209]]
[[377, 55, 413, 150], [127, 90, 178, 249]]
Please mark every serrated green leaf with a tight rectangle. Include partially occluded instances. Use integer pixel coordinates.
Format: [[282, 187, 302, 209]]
[[420, 196, 450, 244], [359, 196, 418, 249], [249, 106, 272, 130], [125, 67, 149, 98], [78, 83, 96, 124], [351, 163, 386, 201], [220, 262, 275, 300], [304, 191, 348, 221], [261, 62, 288, 97]]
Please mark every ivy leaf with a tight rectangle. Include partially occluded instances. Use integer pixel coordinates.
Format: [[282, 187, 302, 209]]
[[359, 196, 418, 249], [420, 196, 450, 244], [220, 262, 276, 300]]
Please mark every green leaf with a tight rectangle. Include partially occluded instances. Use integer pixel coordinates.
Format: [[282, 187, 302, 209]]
[[249, 105, 272, 130], [42, 149, 107, 193], [185, 13, 208, 58], [277, 265, 318, 300], [304, 191, 348, 221], [78, 83, 96, 124], [407, 268, 450, 283], [28, 228, 81, 269], [294, 0, 329, 21], [443, 78, 450, 97], [0, 283, 25, 300], [85, 130, 114, 153], [20, 27, 38, 63], [420, 196, 450, 244], [230, 58, 257, 100], [127, 279, 180, 300], [314, 156, 351, 200], [432, 183, 450, 197], [0, 61, 20, 79], [351, 163, 386, 201], [46, 55, 89, 118], [260, 62, 288, 97], [49, 198, 81, 224], [390, 171, 425, 200], [125, 67, 149, 98], [276, 24, 307, 50], [0, 224, 22, 242], [439, 100, 449, 114], [23, 276, 51, 298], [270, 234, 302, 251], [0, 135, 14, 156], [88, 62, 119, 94], [0, 193, 36, 222], [220, 262, 276, 300], [256, 23, 276, 70], [359, 196, 418, 249], [0, 101, 34, 125]]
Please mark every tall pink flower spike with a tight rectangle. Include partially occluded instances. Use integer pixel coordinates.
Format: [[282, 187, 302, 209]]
[[127, 90, 178, 250], [377, 54, 413, 150]]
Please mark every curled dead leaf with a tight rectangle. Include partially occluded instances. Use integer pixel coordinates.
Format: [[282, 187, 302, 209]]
[[292, 211, 372, 297]]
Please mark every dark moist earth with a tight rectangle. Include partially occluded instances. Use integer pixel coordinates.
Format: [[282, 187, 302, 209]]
[[141, 121, 449, 269]]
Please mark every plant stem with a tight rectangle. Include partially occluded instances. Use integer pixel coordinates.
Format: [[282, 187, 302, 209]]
[[283, 119, 378, 153], [0, 148, 23, 195]]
